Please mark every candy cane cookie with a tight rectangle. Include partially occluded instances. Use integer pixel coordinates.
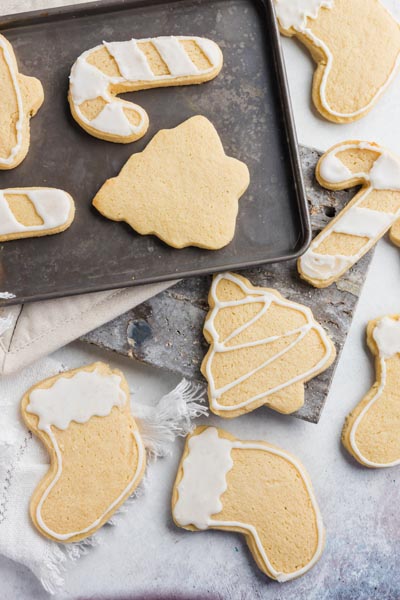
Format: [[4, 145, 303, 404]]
[[201, 273, 335, 418], [68, 36, 223, 143], [0, 34, 43, 169], [342, 316, 400, 468], [0, 188, 75, 242], [298, 141, 400, 288], [21, 362, 146, 543], [274, 0, 400, 123], [172, 427, 325, 582]]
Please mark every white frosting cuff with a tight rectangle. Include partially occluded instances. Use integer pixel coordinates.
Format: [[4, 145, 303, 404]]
[[274, 0, 333, 31], [373, 317, 400, 359]]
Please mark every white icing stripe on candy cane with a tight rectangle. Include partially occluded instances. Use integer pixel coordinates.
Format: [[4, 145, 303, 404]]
[[0, 189, 72, 236], [203, 273, 333, 411], [0, 37, 24, 165], [274, 1, 400, 120], [69, 36, 222, 138], [300, 143, 400, 282], [173, 427, 324, 582], [27, 369, 145, 541]]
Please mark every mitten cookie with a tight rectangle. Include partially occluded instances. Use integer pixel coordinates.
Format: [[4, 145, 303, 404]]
[[274, 0, 400, 123], [298, 141, 400, 288], [0, 34, 44, 169], [69, 36, 222, 143], [201, 272, 335, 417], [92, 116, 250, 249], [21, 362, 146, 542], [0, 188, 75, 242], [342, 316, 400, 468], [172, 426, 325, 582]]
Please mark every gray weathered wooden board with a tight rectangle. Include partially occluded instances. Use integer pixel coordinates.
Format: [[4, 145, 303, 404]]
[[81, 146, 373, 423]]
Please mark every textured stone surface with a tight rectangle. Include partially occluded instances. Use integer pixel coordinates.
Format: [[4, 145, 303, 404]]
[[81, 146, 373, 423]]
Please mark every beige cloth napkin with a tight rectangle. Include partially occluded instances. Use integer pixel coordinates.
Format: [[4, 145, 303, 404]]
[[0, 282, 174, 375]]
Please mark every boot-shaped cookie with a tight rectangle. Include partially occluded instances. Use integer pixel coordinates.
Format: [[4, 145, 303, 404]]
[[69, 36, 222, 143], [342, 316, 400, 468], [0, 34, 44, 169], [298, 141, 400, 288], [0, 188, 75, 242], [274, 0, 400, 123], [201, 273, 336, 418], [172, 427, 325, 582], [21, 362, 146, 542]]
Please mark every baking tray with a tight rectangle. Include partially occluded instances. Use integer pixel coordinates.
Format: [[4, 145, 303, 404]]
[[0, 0, 310, 307]]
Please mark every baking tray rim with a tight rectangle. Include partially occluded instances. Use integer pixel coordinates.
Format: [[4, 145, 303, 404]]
[[0, 0, 311, 308]]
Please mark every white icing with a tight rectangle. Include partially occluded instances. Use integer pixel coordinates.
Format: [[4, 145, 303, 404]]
[[275, 0, 333, 31], [69, 36, 221, 139], [0, 36, 24, 165], [174, 427, 233, 530], [173, 427, 324, 582], [349, 317, 400, 468], [0, 188, 72, 236], [274, 1, 400, 120], [203, 273, 333, 412], [0, 291, 15, 299], [27, 368, 145, 541], [300, 142, 400, 282]]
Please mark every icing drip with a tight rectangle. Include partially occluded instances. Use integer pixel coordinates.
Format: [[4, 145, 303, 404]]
[[0, 37, 24, 165], [203, 273, 333, 411], [300, 143, 400, 282], [27, 368, 145, 541], [69, 36, 221, 138], [349, 317, 400, 468], [173, 427, 324, 582], [0, 189, 72, 236]]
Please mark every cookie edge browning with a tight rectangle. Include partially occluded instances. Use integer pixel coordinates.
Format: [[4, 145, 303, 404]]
[[21, 361, 146, 543], [201, 272, 336, 418]]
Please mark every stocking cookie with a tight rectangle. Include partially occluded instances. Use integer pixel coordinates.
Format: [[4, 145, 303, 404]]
[[0, 34, 44, 169], [92, 116, 250, 249], [21, 362, 146, 542], [69, 36, 222, 143], [201, 273, 335, 417], [0, 188, 75, 242], [298, 141, 400, 288], [274, 0, 400, 123], [342, 316, 400, 468], [172, 426, 325, 582]]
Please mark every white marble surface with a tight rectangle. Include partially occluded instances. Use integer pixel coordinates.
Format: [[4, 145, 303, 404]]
[[1, 0, 400, 598]]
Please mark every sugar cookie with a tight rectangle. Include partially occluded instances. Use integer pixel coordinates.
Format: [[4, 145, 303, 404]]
[[201, 273, 335, 417], [0, 34, 44, 169], [390, 219, 400, 247], [172, 426, 325, 582], [342, 316, 400, 468], [92, 116, 250, 249], [274, 0, 400, 123], [0, 188, 75, 242], [298, 141, 400, 288], [69, 36, 223, 143], [21, 362, 146, 543]]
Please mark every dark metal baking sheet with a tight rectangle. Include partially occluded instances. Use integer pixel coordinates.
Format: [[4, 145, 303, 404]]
[[0, 0, 309, 307]]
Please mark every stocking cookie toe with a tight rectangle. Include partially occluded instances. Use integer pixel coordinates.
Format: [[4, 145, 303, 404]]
[[201, 273, 335, 418], [21, 362, 146, 542], [0, 34, 44, 169], [172, 427, 325, 581], [274, 0, 400, 123], [342, 316, 400, 468], [298, 141, 400, 288], [69, 36, 223, 143]]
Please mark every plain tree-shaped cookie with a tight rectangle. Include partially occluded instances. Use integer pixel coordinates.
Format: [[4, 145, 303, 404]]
[[201, 272, 336, 417], [274, 0, 400, 123], [342, 316, 400, 468], [0, 34, 43, 169], [21, 362, 146, 542], [298, 141, 400, 288], [69, 36, 222, 143], [172, 427, 325, 582]]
